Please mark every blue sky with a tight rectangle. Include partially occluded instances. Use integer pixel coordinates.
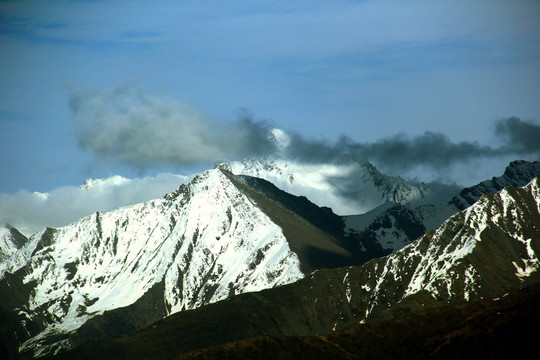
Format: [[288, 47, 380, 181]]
[[1, 0, 540, 196]]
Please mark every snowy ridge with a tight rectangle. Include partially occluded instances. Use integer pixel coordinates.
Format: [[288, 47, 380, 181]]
[[81, 177, 538, 359], [0, 172, 193, 237], [224, 158, 432, 215], [31, 176, 540, 360], [1, 169, 304, 358], [335, 177, 540, 325], [0, 227, 18, 264], [0, 225, 35, 276]]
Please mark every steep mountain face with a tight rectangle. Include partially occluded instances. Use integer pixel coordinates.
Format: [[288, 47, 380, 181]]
[[51, 177, 540, 360], [221, 171, 387, 267], [224, 158, 432, 215], [345, 160, 540, 253], [0, 169, 361, 359], [0, 225, 29, 275]]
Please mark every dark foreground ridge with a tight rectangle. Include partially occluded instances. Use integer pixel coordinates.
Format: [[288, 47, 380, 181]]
[[174, 282, 540, 360], [49, 282, 540, 360]]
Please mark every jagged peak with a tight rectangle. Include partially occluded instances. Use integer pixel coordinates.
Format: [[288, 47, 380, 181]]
[[222, 157, 433, 215]]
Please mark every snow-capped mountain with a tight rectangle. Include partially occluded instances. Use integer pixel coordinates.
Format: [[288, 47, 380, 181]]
[[224, 158, 432, 215], [0, 168, 361, 358], [49, 176, 540, 360], [344, 176, 540, 317], [0, 172, 192, 237], [344, 160, 540, 253]]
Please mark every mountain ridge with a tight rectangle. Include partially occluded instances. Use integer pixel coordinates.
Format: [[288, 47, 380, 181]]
[[47, 176, 540, 360], [224, 158, 433, 215], [1, 161, 539, 359], [171, 281, 540, 360]]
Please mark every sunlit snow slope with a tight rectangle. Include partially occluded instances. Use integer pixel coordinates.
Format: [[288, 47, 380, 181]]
[[344, 160, 540, 253], [336, 176, 540, 325]]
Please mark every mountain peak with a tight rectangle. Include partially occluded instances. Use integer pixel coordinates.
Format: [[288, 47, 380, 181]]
[[1, 166, 366, 358], [48, 176, 540, 360], [502, 160, 540, 183]]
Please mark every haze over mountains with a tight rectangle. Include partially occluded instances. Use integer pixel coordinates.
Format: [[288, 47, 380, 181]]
[[0, 159, 539, 359]]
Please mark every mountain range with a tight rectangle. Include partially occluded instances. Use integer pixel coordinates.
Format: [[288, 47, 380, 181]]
[[344, 160, 540, 252], [1, 159, 539, 359], [51, 173, 540, 360]]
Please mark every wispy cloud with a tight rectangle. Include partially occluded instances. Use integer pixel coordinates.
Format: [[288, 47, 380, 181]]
[[494, 117, 540, 155], [280, 117, 540, 184]]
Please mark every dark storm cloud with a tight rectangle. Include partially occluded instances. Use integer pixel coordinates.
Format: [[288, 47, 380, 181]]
[[68, 83, 277, 169], [495, 117, 540, 154], [68, 83, 538, 174], [285, 131, 499, 169], [282, 117, 539, 173]]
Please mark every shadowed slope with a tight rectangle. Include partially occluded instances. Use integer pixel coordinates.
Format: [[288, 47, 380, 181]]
[[223, 170, 368, 272]]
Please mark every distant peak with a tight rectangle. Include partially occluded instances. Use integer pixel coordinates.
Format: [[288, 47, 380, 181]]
[[214, 161, 234, 172], [80, 175, 130, 190]]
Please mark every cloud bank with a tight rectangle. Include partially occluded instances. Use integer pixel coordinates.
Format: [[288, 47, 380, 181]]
[[0, 173, 191, 236], [285, 117, 539, 170]]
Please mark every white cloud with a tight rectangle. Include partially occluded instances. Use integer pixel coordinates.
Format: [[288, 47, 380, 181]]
[[0, 172, 192, 236]]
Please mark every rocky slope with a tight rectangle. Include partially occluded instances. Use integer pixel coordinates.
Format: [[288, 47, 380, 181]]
[[49, 177, 540, 360], [0, 169, 361, 359], [450, 159, 540, 210]]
